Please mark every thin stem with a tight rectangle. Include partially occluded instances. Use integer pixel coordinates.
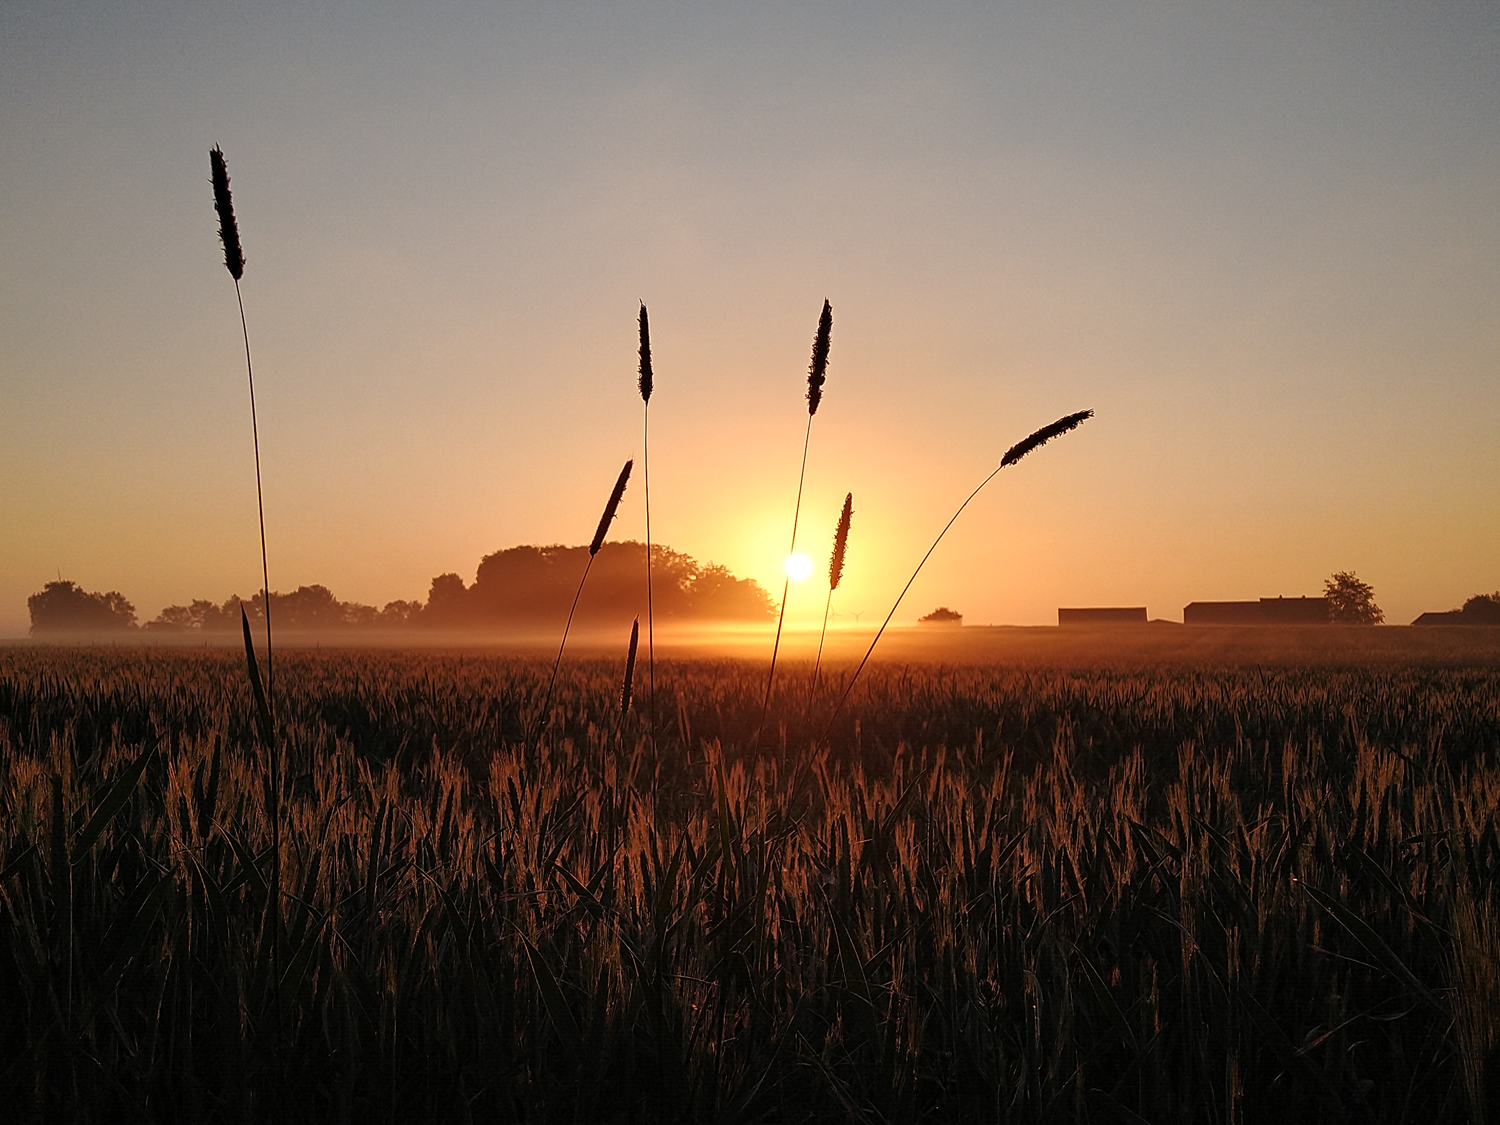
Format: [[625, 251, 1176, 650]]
[[822, 462, 1006, 739], [236, 277, 279, 978], [756, 413, 813, 748], [236, 280, 274, 730], [541, 554, 596, 733], [808, 584, 834, 710], [644, 403, 657, 780]]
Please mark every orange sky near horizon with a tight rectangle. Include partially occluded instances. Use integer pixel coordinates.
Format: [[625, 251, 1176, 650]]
[[2, 3, 1497, 637]]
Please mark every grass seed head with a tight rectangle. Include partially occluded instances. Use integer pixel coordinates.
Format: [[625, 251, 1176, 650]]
[[209, 146, 244, 281], [621, 616, 639, 712], [1000, 409, 1093, 468], [830, 492, 853, 591], [590, 460, 633, 556], [806, 299, 832, 415], [638, 303, 653, 404]]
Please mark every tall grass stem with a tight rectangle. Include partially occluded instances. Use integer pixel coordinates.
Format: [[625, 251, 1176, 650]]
[[756, 300, 832, 747], [822, 411, 1092, 737], [756, 414, 811, 747], [541, 460, 632, 728], [235, 280, 274, 731], [541, 558, 595, 731], [638, 304, 657, 771], [213, 144, 280, 989]]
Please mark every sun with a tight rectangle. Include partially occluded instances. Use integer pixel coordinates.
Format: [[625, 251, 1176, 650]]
[[783, 552, 813, 582]]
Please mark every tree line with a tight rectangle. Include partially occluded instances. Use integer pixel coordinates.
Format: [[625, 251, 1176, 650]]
[[26, 541, 774, 635]]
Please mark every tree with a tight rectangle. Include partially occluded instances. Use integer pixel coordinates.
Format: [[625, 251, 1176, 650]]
[[145, 596, 256, 632], [919, 607, 963, 625], [456, 541, 772, 627], [28, 580, 137, 633], [423, 573, 471, 626], [687, 563, 776, 621], [378, 600, 424, 627], [1324, 571, 1383, 624]]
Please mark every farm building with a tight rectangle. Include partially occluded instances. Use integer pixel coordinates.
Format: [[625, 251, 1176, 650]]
[[1412, 611, 1466, 625], [1183, 596, 1330, 625], [1411, 596, 1500, 625], [1058, 607, 1147, 626]]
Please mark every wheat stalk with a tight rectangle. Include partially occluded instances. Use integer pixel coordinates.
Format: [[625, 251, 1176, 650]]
[[823, 410, 1093, 735], [757, 299, 832, 746], [808, 493, 853, 707], [541, 460, 633, 726]]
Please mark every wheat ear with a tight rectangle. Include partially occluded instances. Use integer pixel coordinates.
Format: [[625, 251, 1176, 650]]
[[823, 410, 1093, 736]]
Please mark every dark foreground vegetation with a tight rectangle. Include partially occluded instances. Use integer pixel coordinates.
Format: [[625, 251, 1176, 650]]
[[2, 647, 1499, 1123]]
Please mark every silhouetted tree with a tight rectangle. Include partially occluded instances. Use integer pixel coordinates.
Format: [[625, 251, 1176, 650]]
[[147, 588, 421, 632], [28, 581, 137, 634], [145, 596, 256, 632], [457, 542, 771, 629], [919, 607, 963, 625], [1325, 571, 1383, 624], [687, 563, 776, 620], [264, 584, 377, 629], [423, 573, 471, 626], [133, 543, 774, 636], [379, 600, 423, 626], [146, 600, 213, 632]]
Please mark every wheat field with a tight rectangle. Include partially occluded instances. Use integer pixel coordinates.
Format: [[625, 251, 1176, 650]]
[[2, 644, 1498, 1122]]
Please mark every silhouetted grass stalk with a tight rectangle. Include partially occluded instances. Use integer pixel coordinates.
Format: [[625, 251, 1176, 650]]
[[542, 460, 633, 726], [824, 410, 1093, 735], [638, 305, 657, 763], [758, 300, 832, 745], [210, 147, 273, 725], [212, 144, 282, 987], [809, 492, 852, 708], [621, 616, 639, 715]]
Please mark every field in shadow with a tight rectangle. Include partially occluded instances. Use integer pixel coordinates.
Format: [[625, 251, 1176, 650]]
[[2, 645, 1499, 1122]]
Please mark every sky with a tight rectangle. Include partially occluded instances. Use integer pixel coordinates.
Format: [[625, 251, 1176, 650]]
[[2, 1, 1497, 636]]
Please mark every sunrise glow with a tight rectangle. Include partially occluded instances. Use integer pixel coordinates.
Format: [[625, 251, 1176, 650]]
[[0, 4, 1495, 637], [783, 553, 813, 582]]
